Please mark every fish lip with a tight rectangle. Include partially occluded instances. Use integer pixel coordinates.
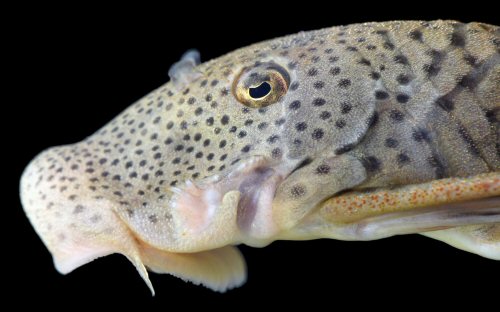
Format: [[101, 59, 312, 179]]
[[169, 155, 300, 241]]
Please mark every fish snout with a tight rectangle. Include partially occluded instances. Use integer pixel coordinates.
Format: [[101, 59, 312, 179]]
[[20, 146, 141, 275]]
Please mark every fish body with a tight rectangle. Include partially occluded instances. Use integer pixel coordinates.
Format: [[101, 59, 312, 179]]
[[20, 20, 500, 293]]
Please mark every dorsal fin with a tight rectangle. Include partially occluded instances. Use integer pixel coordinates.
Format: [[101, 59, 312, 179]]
[[168, 49, 202, 90]]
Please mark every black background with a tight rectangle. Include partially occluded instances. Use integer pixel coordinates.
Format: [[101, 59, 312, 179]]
[[7, 3, 498, 309]]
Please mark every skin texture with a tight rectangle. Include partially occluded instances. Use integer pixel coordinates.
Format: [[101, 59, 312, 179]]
[[20, 20, 499, 294]]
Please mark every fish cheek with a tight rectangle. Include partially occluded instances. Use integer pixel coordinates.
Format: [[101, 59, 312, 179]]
[[272, 154, 367, 230]]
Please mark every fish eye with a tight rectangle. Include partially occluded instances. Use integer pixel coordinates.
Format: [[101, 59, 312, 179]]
[[249, 81, 272, 99], [233, 63, 290, 108]]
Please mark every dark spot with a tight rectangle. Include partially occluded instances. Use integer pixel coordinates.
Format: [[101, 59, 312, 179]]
[[369, 72, 380, 80], [346, 46, 358, 52], [458, 74, 478, 89], [464, 54, 478, 67], [221, 115, 230, 125], [307, 68, 318, 76], [155, 170, 164, 177], [313, 98, 326, 106], [257, 122, 268, 130], [396, 94, 410, 104], [183, 134, 190, 141], [275, 118, 286, 126], [194, 133, 202, 141], [367, 112, 379, 128], [290, 184, 306, 197], [166, 121, 174, 129], [73, 205, 85, 214], [335, 119, 346, 128], [238, 131, 247, 138], [423, 63, 441, 77], [359, 58, 371, 66], [112, 175, 121, 181], [320, 111, 331, 120], [290, 81, 299, 91], [241, 145, 251, 153], [139, 160, 147, 167], [288, 61, 298, 70], [219, 140, 227, 148], [435, 96, 454, 112], [187, 97, 196, 105], [383, 41, 395, 50], [194, 107, 203, 116], [340, 102, 352, 114], [458, 125, 480, 156], [397, 74, 411, 85], [295, 122, 308, 131], [385, 138, 399, 148], [148, 215, 158, 223], [312, 128, 324, 140], [366, 45, 377, 50], [428, 154, 446, 178], [361, 156, 381, 172], [375, 90, 389, 100], [450, 31, 465, 47], [329, 56, 339, 63], [205, 94, 213, 102], [397, 153, 410, 164], [395, 54, 409, 65], [338, 79, 351, 88], [175, 145, 184, 151], [203, 139, 210, 147], [195, 152, 203, 158], [485, 109, 498, 123], [335, 143, 355, 154], [244, 119, 253, 126], [206, 117, 214, 126], [211, 79, 219, 86], [389, 110, 404, 122], [412, 128, 431, 142], [330, 67, 341, 76], [316, 164, 330, 175], [207, 153, 214, 160], [313, 81, 325, 89], [409, 30, 423, 42], [267, 135, 279, 144], [271, 148, 282, 159], [289, 100, 301, 110]]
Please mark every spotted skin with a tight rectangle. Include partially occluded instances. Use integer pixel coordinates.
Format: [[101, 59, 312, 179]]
[[20, 20, 500, 293]]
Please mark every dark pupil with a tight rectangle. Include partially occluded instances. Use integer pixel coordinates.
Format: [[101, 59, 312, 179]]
[[249, 82, 272, 99]]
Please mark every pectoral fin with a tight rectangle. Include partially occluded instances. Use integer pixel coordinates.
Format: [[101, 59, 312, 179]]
[[139, 244, 246, 293], [283, 173, 500, 244]]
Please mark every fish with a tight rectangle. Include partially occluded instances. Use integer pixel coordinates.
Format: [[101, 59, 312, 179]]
[[19, 20, 500, 294]]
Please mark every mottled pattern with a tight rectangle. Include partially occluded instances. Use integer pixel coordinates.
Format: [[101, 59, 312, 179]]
[[20, 20, 500, 292]]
